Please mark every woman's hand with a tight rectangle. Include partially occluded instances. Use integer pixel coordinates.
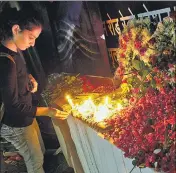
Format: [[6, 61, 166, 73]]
[[48, 108, 69, 120], [28, 74, 38, 93]]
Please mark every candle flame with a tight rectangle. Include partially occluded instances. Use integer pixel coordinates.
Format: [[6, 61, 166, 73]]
[[94, 104, 110, 122], [66, 95, 123, 122], [66, 95, 74, 108], [117, 103, 123, 111], [104, 96, 109, 105]]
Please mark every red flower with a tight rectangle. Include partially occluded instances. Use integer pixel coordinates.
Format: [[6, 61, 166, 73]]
[[120, 53, 125, 58], [121, 43, 127, 50], [159, 88, 166, 94], [168, 63, 174, 69], [148, 154, 156, 163], [154, 77, 162, 84], [134, 40, 142, 49], [122, 79, 127, 83], [140, 47, 147, 56], [153, 67, 159, 73], [143, 126, 154, 134], [132, 88, 140, 94], [105, 88, 175, 172], [129, 97, 137, 104], [123, 35, 129, 42]]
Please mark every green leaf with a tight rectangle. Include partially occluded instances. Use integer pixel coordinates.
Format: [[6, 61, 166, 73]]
[[132, 159, 137, 166], [147, 118, 154, 125], [138, 150, 145, 156], [132, 60, 141, 70], [133, 60, 146, 72], [127, 77, 133, 84], [167, 124, 172, 130], [140, 61, 146, 69], [142, 69, 149, 80], [151, 79, 156, 88]]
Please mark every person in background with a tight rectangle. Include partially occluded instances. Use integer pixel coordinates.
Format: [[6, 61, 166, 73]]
[[0, 7, 69, 173]]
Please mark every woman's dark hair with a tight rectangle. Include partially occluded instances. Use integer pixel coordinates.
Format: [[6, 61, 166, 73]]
[[0, 8, 43, 41]]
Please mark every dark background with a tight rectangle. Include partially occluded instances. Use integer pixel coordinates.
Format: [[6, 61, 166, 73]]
[[99, 1, 176, 48]]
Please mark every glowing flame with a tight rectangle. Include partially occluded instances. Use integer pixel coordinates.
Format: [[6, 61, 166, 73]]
[[94, 104, 111, 122], [66, 95, 123, 122], [104, 96, 109, 105], [77, 98, 95, 117], [66, 95, 74, 108], [117, 103, 123, 111]]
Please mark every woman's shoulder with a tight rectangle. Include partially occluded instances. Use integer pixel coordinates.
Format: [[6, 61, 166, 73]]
[[0, 53, 15, 63], [0, 44, 17, 58], [0, 55, 16, 75], [0, 53, 14, 63], [0, 45, 16, 64]]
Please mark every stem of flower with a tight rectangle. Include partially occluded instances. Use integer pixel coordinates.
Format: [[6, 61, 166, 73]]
[[129, 165, 136, 173]]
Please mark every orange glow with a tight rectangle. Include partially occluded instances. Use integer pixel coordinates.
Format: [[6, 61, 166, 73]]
[[66, 95, 123, 122], [66, 95, 75, 108]]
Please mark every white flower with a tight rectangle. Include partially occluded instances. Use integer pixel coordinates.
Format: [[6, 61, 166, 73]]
[[153, 149, 161, 154]]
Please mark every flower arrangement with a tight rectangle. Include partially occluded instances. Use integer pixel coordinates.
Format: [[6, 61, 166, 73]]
[[114, 17, 176, 97], [80, 76, 115, 93], [41, 73, 83, 105], [115, 18, 155, 73], [105, 16, 176, 173], [105, 88, 176, 173]]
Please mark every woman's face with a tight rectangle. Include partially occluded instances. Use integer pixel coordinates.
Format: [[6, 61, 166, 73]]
[[13, 25, 42, 51]]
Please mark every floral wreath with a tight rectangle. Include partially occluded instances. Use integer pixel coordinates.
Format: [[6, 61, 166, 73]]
[[114, 17, 175, 95], [116, 18, 155, 69]]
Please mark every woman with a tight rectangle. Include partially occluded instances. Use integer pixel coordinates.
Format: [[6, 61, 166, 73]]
[[0, 7, 69, 173]]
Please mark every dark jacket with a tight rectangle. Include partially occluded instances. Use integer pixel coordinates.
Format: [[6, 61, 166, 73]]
[[0, 44, 37, 127]]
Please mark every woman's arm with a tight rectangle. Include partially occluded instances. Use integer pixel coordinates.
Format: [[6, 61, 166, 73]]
[[36, 107, 69, 120], [1, 58, 69, 121]]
